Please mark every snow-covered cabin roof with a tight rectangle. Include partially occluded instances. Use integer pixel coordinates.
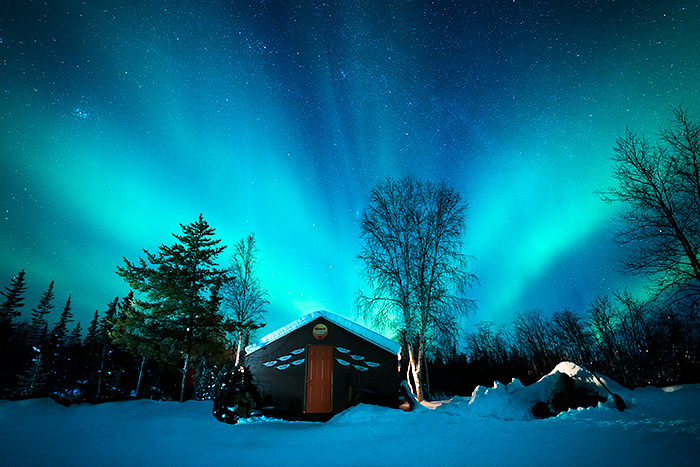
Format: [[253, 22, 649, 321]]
[[245, 310, 401, 355]]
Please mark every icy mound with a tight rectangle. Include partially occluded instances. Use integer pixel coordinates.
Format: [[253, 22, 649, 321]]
[[327, 362, 632, 423], [437, 362, 632, 420]]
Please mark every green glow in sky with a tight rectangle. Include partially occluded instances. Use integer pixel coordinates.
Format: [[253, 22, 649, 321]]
[[1, 0, 698, 334]]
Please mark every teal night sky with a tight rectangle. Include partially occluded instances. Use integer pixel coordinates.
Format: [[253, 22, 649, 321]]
[[2, 0, 699, 335]]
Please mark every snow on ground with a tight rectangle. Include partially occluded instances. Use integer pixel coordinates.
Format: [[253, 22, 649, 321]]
[[2, 363, 699, 466]]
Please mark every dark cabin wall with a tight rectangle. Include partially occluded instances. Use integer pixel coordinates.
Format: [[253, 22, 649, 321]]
[[246, 316, 399, 416]]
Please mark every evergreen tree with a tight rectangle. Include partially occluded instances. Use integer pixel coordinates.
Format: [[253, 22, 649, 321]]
[[68, 321, 83, 347], [116, 214, 229, 402], [111, 294, 163, 399], [62, 320, 85, 399], [95, 297, 127, 399], [119, 291, 134, 317], [51, 296, 73, 344], [0, 270, 28, 390], [99, 297, 119, 344], [26, 281, 55, 347], [16, 348, 48, 397], [81, 310, 107, 399], [84, 310, 100, 347], [0, 269, 27, 332], [46, 296, 74, 394]]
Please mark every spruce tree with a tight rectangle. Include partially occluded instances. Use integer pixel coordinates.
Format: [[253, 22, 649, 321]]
[[95, 297, 126, 399], [26, 281, 55, 347], [116, 214, 229, 402], [99, 297, 119, 343], [81, 310, 106, 399], [84, 310, 100, 347], [16, 348, 48, 397], [111, 297, 161, 398], [68, 321, 83, 347], [51, 296, 73, 344], [46, 296, 73, 394], [0, 270, 28, 388], [0, 269, 27, 330], [63, 320, 84, 397]]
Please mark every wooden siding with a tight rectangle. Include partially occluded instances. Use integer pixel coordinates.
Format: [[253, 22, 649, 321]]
[[246, 316, 399, 417]]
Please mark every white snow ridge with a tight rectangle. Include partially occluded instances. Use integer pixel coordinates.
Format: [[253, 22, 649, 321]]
[[1, 362, 699, 466]]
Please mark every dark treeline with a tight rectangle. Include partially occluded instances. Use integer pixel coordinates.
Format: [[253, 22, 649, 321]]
[[0, 219, 268, 404], [430, 291, 700, 396], [4, 269, 698, 404], [0, 271, 250, 404], [0, 276, 174, 403]]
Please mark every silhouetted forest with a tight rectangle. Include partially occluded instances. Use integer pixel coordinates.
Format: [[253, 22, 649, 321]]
[[430, 292, 700, 397], [2, 268, 699, 404]]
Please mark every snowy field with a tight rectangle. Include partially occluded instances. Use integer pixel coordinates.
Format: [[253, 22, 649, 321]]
[[2, 363, 699, 467]]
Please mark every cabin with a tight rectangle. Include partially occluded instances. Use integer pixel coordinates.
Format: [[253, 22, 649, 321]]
[[244, 310, 401, 418]]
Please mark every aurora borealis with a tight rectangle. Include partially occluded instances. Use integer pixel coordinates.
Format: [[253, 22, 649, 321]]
[[2, 0, 699, 335]]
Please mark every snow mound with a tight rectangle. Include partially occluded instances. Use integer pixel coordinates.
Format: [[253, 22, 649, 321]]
[[546, 361, 630, 400], [329, 402, 403, 425], [333, 362, 632, 423], [428, 362, 632, 420], [2, 372, 700, 466]]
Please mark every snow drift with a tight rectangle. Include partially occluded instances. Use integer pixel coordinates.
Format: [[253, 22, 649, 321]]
[[446, 361, 631, 420], [2, 362, 699, 466]]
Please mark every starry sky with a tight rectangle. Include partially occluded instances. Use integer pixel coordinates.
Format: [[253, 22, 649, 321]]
[[2, 0, 699, 338]]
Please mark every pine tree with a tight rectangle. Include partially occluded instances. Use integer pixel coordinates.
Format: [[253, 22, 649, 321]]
[[84, 310, 100, 347], [16, 348, 48, 397], [51, 296, 73, 344], [68, 321, 83, 347], [99, 297, 119, 343], [63, 320, 85, 399], [116, 214, 229, 402], [118, 291, 134, 316], [0, 270, 28, 388], [111, 297, 160, 398], [94, 297, 127, 399], [80, 310, 107, 398], [0, 269, 27, 331], [46, 296, 74, 393], [26, 281, 55, 347]]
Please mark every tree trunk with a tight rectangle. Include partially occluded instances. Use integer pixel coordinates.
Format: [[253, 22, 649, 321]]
[[179, 353, 189, 403], [234, 331, 243, 368], [135, 355, 145, 397], [406, 345, 422, 402], [418, 336, 430, 401], [96, 346, 106, 398], [423, 355, 431, 401]]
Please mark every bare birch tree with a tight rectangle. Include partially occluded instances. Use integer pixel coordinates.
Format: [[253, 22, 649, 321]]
[[511, 309, 559, 375], [356, 176, 476, 401], [600, 106, 700, 299], [221, 233, 269, 368], [551, 307, 593, 365]]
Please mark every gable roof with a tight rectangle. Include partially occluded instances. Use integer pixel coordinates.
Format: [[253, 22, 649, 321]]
[[245, 310, 401, 355]]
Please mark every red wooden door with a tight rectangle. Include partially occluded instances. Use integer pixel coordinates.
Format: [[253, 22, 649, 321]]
[[305, 345, 333, 413]]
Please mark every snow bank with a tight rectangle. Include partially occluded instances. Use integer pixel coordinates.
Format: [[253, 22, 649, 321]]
[[423, 362, 634, 420], [2, 363, 699, 466]]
